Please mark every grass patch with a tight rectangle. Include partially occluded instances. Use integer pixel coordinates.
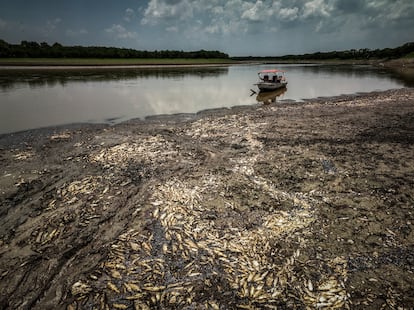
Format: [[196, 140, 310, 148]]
[[0, 58, 237, 66]]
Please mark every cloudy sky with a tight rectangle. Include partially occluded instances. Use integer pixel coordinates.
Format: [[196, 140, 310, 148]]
[[0, 0, 413, 56]]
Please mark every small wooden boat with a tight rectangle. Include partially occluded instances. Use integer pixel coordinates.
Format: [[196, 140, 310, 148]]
[[255, 69, 287, 92]]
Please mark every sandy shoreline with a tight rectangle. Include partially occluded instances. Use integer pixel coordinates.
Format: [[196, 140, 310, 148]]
[[1, 88, 413, 309]]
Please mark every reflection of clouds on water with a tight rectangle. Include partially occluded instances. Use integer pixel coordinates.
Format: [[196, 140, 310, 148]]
[[0, 64, 410, 134], [141, 77, 253, 116]]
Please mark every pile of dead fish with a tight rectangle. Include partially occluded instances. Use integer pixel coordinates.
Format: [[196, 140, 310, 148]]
[[89, 136, 178, 171], [67, 115, 349, 308]]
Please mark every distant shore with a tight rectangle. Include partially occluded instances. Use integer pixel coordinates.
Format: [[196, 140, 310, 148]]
[[1, 57, 413, 69], [0, 58, 237, 67]]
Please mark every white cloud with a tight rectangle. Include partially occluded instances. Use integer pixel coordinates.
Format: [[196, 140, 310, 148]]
[[340, 0, 414, 31], [204, 0, 250, 35], [366, 0, 388, 10], [302, 0, 333, 18], [136, 0, 414, 54], [105, 24, 137, 39], [241, 0, 269, 21], [278, 7, 299, 21], [140, 0, 249, 38], [211, 6, 224, 15], [141, 0, 194, 25], [205, 24, 220, 34], [124, 8, 135, 22]]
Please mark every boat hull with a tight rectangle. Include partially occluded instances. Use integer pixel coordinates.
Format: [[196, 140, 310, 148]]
[[256, 81, 287, 92]]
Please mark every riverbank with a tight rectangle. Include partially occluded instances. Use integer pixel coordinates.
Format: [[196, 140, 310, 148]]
[[244, 57, 414, 69], [1, 88, 413, 309], [0, 58, 237, 67], [1, 57, 413, 68]]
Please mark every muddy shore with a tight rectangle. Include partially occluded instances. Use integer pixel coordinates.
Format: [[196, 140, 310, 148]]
[[1, 88, 413, 309]]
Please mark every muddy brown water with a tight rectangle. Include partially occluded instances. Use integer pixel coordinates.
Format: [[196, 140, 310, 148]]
[[0, 88, 413, 309]]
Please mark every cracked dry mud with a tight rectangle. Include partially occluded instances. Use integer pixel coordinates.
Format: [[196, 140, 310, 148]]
[[0, 88, 413, 309]]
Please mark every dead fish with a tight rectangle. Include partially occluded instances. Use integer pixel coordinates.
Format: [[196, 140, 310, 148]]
[[126, 293, 144, 300], [307, 279, 314, 292], [111, 270, 122, 279], [162, 243, 169, 254], [125, 282, 141, 292], [130, 242, 140, 251], [71, 281, 91, 296], [107, 282, 120, 293], [142, 285, 165, 292]]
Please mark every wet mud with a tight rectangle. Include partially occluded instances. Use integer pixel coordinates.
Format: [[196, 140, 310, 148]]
[[0, 88, 413, 309]]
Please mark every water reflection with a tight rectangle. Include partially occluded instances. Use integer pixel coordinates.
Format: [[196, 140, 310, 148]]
[[0, 64, 412, 135], [255, 88, 287, 104], [389, 67, 414, 87], [0, 66, 229, 92], [279, 64, 414, 88]]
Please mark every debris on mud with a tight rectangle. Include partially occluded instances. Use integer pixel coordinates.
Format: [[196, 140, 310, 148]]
[[0, 88, 413, 309]]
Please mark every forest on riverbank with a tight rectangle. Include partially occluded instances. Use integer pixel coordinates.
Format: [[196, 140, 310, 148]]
[[234, 42, 414, 61], [0, 39, 414, 63], [0, 39, 229, 59]]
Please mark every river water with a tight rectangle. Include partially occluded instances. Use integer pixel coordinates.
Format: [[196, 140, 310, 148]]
[[0, 64, 412, 134]]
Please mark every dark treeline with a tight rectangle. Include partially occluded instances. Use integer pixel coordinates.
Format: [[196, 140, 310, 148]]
[[234, 42, 414, 61], [2, 39, 413, 61], [0, 39, 229, 59]]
